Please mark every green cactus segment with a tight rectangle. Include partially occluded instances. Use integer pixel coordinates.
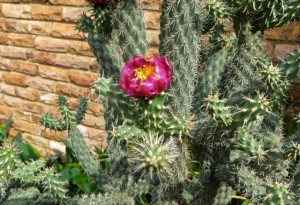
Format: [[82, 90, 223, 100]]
[[228, 0, 300, 31], [129, 133, 179, 179], [2, 188, 41, 205], [11, 160, 45, 184], [279, 48, 300, 80], [0, 144, 18, 179], [40, 168, 67, 204], [159, 0, 201, 115], [260, 64, 281, 89], [58, 95, 75, 129], [69, 192, 134, 205], [139, 95, 192, 139], [196, 48, 228, 106], [111, 0, 148, 61], [207, 0, 231, 19], [113, 124, 144, 141], [204, 94, 232, 126], [234, 95, 271, 126], [76, 12, 94, 34], [94, 77, 138, 122], [263, 183, 289, 205], [88, 33, 123, 79], [75, 96, 87, 124], [40, 113, 65, 131], [212, 184, 236, 205], [93, 5, 109, 33], [69, 126, 108, 186], [236, 128, 265, 160]]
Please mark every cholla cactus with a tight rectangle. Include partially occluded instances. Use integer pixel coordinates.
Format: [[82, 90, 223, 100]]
[[0, 144, 67, 204], [71, 0, 300, 204]]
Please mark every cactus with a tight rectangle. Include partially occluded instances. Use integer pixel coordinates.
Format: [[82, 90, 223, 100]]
[[68, 0, 300, 204], [0, 145, 67, 205], [40, 95, 87, 132]]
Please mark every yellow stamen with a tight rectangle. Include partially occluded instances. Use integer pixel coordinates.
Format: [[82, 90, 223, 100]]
[[135, 65, 155, 81]]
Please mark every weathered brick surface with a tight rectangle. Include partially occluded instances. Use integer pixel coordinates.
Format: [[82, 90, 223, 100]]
[[1, 0, 298, 157]]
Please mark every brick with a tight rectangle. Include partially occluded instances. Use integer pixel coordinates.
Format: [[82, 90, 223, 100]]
[[12, 108, 32, 121], [63, 7, 88, 22], [56, 82, 90, 98], [0, 45, 27, 59], [68, 69, 98, 86], [139, 0, 162, 10], [2, 72, 28, 87], [26, 50, 57, 65], [22, 101, 48, 114], [52, 22, 83, 39], [274, 44, 298, 61], [15, 87, 40, 101], [11, 60, 39, 76], [143, 11, 161, 30], [0, 57, 12, 70], [89, 58, 101, 72], [264, 22, 300, 41], [1, 83, 16, 96], [262, 40, 275, 58], [22, 133, 51, 147], [31, 5, 63, 21], [67, 40, 93, 56], [12, 118, 39, 137], [55, 53, 93, 69], [1, 4, 31, 19], [87, 102, 103, 117], [39, 92, 58, 105], [27, 77, 56, 92], [49, 0, 88, 6], [82, 114, 105, 129], [0, 18, 29, 33], [35, 36, 67, 52], [146, 30, 159, 46], [39, 64, 69, 81], [30, 21, 53, 35], [0, 32, 8, 45], [0, 18, 53, 35], [41, 129, 68, 141], [2, 95, 23, 109], [8, 128, 19, 139], [7, 33, 35, 47], [49, 140, 66, 154], [0, 105, 13, 116]]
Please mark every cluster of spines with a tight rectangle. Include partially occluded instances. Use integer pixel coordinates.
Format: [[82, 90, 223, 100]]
[[129, 133, 179, 180], [234, 94, 271, 126], [263, 183, 289, 205], [40, 96, 87, 131], [204, 94, 232, 126]]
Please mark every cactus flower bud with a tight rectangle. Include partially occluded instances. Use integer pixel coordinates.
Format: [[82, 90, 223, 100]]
[[86, 0, 111, 4], [119, 54, 172, 99]]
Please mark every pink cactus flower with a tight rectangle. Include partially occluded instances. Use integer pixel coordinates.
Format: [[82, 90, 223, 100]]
[[119, 54, 172, 99], [87, 0, 111, 4]]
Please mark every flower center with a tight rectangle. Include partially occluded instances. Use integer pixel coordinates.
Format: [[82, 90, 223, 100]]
[[135, 65, 155, 81]]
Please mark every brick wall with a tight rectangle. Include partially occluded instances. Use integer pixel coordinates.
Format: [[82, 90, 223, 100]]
[[0, 0, 299, 157], [0, 0, 161, 157]]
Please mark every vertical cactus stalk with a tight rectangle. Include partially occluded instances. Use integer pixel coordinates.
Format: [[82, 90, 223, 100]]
[[111, 0, 148, 61], [159, 0, 202, 115]]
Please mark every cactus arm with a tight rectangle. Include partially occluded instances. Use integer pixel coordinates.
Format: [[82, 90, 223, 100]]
[[75, 96, 88, 124], [159, 0, 202, 115], [111, 0, 148, 61], [69, 126, 108, 187]]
